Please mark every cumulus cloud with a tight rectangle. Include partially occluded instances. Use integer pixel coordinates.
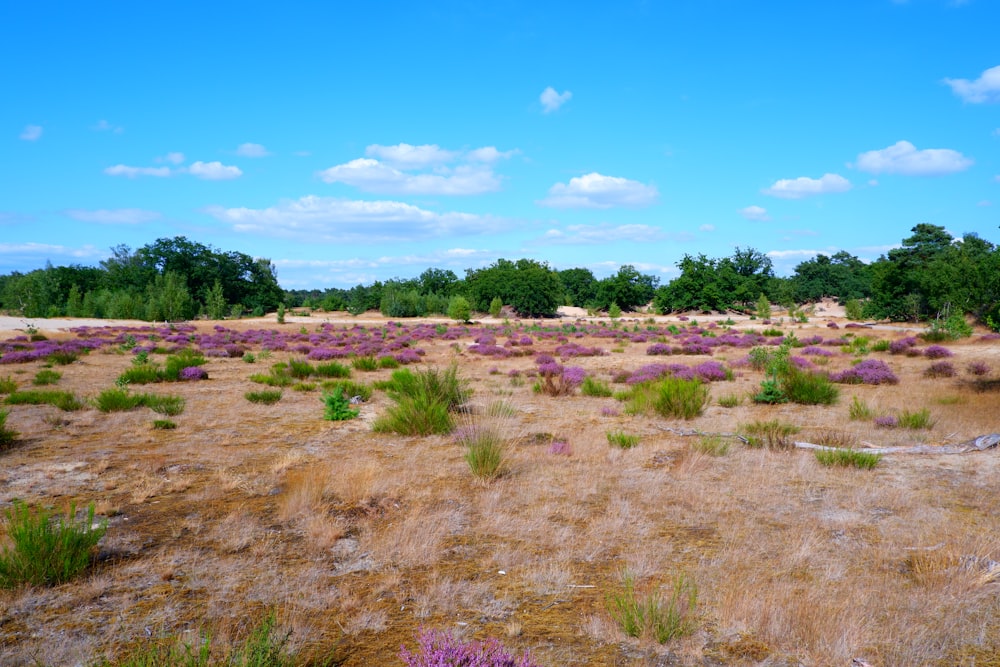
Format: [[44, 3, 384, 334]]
[[104, 164, 172, 178], [536, 223, 672, 245], [699, 224, 715, 232], [156, 152, 185, 165], [64, 208, 161, 224], [762, 173, 851, 199], [188, 161, 243, 180], [943, 65, 1000, 104], [19, 125, 42, 141], [739, 205, 770, 221], [855, 140, 972, 176], [235, 142, 270, 157], [206, 195, 499, 243], [365, 143, 457, 168], [466, 146, 519, 163], [540, 86, 572, 113], [0, 242, 103, 259], [538, 173, 659, 209]]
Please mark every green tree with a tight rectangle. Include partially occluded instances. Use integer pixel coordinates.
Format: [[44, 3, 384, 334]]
[[448, 295, 472, 323], [464, 259, 561, 317], [594, 265, 659, 311], [204, 279, 228, 320], [558, 268, 598, 307], [145, 272, 195, 321]]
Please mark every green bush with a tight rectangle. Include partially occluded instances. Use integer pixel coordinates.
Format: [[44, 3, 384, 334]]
[[6, 390, 83, 411], [95, 388, 146, 412], [607, 430, 640, 449], [373, 394, 452, 435], [351, 356, 379, 372], [739, 419, 800, 450], [319, 379, 372, 402], [0, 408, 18, 449], [47, 350, 81, 365], [32, 369, 62, 386], [815, 448, 882, 469], [287, 358, 314, 379], [463, 429, 507, 480], [322, 386, 359, 421], [898, 408, 935, 430], [448, 295, 472, 323], [152, 419, 177, 430], [780, 369, 839, 405], [118, 364, 163, 385], [0, 376, 17, 394], [716, 393, 741, 408], [580, 376, 613, 398], [848, 396, 874, 421], [0, 501, 106, 588], [245, 390, 283, 405], [653, 377, 709, 420], [489, 296, 503, 318], [242, 352, 256, 364], [605, 570, 698, 644]]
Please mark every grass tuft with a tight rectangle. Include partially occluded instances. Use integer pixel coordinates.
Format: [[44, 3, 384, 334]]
[[0, 376, 17, 394], [898, 408, 935, 430], [581, 376, 614, 397], [6, 389, 83, 411], [0, 408, 18, 449], [152, 419, 177, 430], [848, 395, 874, 421], [32, 369, 62, 386], [739, 419, 801, 450], [322, 386, 359, 421], [780, 369, 839, 405], [815, 448, 882, 469], [605, 570, 698, 643], [245, 390, 283, 405], [607, 430, 641, 449], [691, 435, 730, 456]]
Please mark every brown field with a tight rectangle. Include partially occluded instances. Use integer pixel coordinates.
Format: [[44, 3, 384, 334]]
[[1, 310, 1000, 666]]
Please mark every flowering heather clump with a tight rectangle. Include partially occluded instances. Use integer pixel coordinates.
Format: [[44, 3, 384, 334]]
[[967, 361, 991, 377], [555, 342, 604, 358], [626, 363, 696, 385], [395, 349, 423, 364], [923, 345, 953, 359], [801, 346, 835, 357], [468, 344, 512, 358], [827, 321, 840, 329], [924, 361, 956, 378], [534, 353, 555, 365], [982, 333, 1000, 341], [178, 366, 208, 381], [830, 359, 899, 385], [548, 439, 572, 456], [400, 628, 540, 667], [875, 415, 898, 429], [790, 356, 816, 371], [507, 369, 521, 378], [646, 343, 673, 356], [679, 342, 713, 356], [889, 336, 918, 355], [601, 405, 620, 417], [692, 361, 729, 382]]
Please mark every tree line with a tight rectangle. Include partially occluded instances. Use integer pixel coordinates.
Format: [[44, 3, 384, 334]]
[[1, 225, 998, 328]]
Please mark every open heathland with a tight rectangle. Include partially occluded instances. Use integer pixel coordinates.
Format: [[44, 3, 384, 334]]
[[1, 309, 1000, 666]]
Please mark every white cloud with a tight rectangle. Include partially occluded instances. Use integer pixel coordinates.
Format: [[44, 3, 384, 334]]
[[762, 173, 851, 199], [540, 86, 572, 113], [0, 242, 103, 259], [739, 205, 770, 221], [104, 164, 172, 178], [538, 173, 659, 209], [537, 223, 674, 245], [318, 158, 500, 195], [156, 152, 185, 165], [188, 161, 242, 180], [64, 208, 161, 224], [855, 140, 972, 176], [466, 146, 519, 163], [766, 249, 828, 260], [235, 142, 271, 158], [944, 64, 1000, 104], [92, 119, 123, 133], [699, 224, 715, 232], [19, 125, 42, 141], [206, 195, 499, 243], [365, 143, 457, 168]]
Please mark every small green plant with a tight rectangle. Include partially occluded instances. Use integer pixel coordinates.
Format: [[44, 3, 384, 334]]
[[152, 419, 177, 430], [245, 390, 283, 405], [0, 376, 17, 394], [739, 419, 800, 450], [608, 302, 622, 319], [162, 349, 207, 382], [871, 339, 890, 352], [95, 387, 146, 412], [121, 334, 138, 351], [292, 382, 316, 392], [780, 369, 839, 405], [242, 351, 256, 364], [755, 294, 771, 321], [0, 501, 107, 588], [319, 379, 372, 402], [287, 358, 315, 379], [118, 363, 163, 385], [377, 356, 400, 369], [351, 356, 379, 372], [717, 393, 741, 408], [848, 395, 874, 421], [0, 408, 18, 449], [322, 386, 359, 421], [692, 435, 730, 457], [815, 448, 882, 469], [6, 390, 83, 411], [605, 570, 698, 644], [581, 376, 614, 397], [276, 302, 286, 324], [48, 350, 81, 365], [844, 298, 865, 321], [752, 379, 787, 404], [448, 295, 472, 323], [145, 394, 185, 416], [653, 377, 709, 420], [607, 430, 640, 449], [32, 369, 62, 386], [463, 429, 507, 480], [898, 408, 935, 430]]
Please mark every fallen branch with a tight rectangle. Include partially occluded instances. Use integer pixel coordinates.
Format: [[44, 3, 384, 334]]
[[794, 433, 1000, 455]]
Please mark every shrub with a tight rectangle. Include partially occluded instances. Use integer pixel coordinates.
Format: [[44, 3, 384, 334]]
[[830, 359, 898, 385], [0, 376, 17, 394], [967, 361, 991, 377], [653, 377, 709, 420], [118, 364, 162, 385], [383, 365, 469, 411], [6, 390, 83, 411], [608, 302, 622, 319], [581, 376, 614, 397], [871, 339, 890, 352], [322, 386, 359, 421], [489, 296, 504, 318], [605, 570, 698, 644], [740, 420, 800, 450], [848, 396, 874, 421], [923, 345, 953, 359], [0, 501, 106, 588], [242, 351, 256, 364], [0, 408, 18, 449], [874, 415, 898, 429], [373, 394, 452, 435], [178, 366, 208, 381], [152, 419, 177, 430], [899, 408, 935, 430], [924, 361, 956, 378], [607, 430, 640, 449], [245, 390, 283, 405], [400, 628, 540, 667], [351, 356, 379, 372], [447, 295, 472, 323], [378, 355, 400, 369], [752, 379, 787, 404], [815, 448, 882, 469], [780, 369, 839, 405], [32, 369, 62, 386], [95, 388, 146, 412]]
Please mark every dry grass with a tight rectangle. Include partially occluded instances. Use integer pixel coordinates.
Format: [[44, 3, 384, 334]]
[[0, 316, 999, 665]]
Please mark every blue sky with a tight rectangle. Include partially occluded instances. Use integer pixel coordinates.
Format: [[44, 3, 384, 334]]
[[2, 0, 998, 289]]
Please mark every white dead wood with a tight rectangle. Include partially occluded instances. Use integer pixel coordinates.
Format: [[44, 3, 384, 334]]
[[793, 433, 1000, 456]]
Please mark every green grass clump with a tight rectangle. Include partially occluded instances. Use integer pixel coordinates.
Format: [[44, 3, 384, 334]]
[[653, 377, 709, 420], [94, 388, 146, 412], [0, 501, 106, 588], [691, 435, 730, 456], [162, 349, 207, 382], [607, 430, 641, 449], [245, 390, 283, 405], [898, 408, 935, 430], [378, 356, 400, 369], [292, 382, 316, 392], [322, 386, 359, 421], [314, 361, 351, 378], [351, 356, 379, 372], [0, 376, 17, 394], [716, 393, 741, 408], [581, 376, 614, 397], [0, 409, 18, 449], [739, 419, 801, 450], [780, 369, 839, 405], [815, 448, 882, 469], [152, 419, 177, 430], [32, 369, 62, 386], [145, 394, 185, 416], [605, 570, 698, 644], [118, 363, 163, 385], [373, 394, 452, 435], [871, 339, 890, 352], [47, 350, 80, 365], [319, 379, 372, 402], [848, 395, 874, 421], [461, 427, 507, 480], [242, 351, 256, 364], [287, 358, 314, 379], [249, 370, 294, 387], [6, 390, 83, 412]]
